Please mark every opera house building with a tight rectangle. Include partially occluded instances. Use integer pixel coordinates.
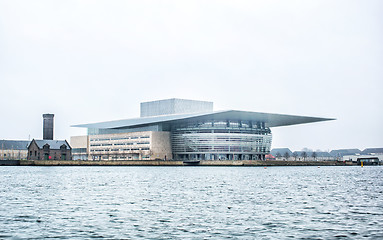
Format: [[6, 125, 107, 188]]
[[71, 99, 333, 161]]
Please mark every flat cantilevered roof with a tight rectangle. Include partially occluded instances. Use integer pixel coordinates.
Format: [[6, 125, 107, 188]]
[[72, 110, 334, 129]]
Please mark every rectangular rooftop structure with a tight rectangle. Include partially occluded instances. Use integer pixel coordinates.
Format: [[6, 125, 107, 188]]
[[140, 98, 213, 117]]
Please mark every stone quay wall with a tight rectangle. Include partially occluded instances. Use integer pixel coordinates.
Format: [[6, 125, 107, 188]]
[[19, 160, 354, 166]]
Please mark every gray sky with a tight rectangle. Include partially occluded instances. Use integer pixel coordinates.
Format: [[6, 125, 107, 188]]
[[0, 0, 382, 151]]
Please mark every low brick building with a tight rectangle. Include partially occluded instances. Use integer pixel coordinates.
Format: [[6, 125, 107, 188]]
[[28, 139, 72, 160]]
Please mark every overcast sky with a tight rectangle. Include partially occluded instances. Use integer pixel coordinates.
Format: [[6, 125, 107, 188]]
[[0, 0, 382, 151]]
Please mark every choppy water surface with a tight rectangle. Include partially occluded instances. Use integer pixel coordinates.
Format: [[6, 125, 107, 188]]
[[0, 166, 382, 239]]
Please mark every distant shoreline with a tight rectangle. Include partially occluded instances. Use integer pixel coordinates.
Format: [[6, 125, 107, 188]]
[[0, 160, 371, 166]]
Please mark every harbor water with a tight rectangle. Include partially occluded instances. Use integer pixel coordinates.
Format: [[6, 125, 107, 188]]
[[0, 166, 382, 239]]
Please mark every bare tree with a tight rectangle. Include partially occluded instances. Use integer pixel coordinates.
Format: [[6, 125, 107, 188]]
[[301, 151, 307, 161], [312, 152, 317, 161], [275, 152, 282, 159], [292, 152, 298, 160], [283, 152, 290, 160]]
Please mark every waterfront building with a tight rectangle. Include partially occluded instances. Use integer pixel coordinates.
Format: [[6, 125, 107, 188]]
[[26, 114, 72, 161], [329, 149, 361, 158], [70, 135, 89, 160], [270, 148, 293, 159], [0, 140, 29, 160], [71, 98, 333, 161], [292, 151, 333, 161], [343, 154, 382, 165], [27, 139, 72, 160], [361, 148, 383, 155]]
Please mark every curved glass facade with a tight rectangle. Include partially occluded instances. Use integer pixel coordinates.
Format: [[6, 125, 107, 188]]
[[171, 120, 272, 160]]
